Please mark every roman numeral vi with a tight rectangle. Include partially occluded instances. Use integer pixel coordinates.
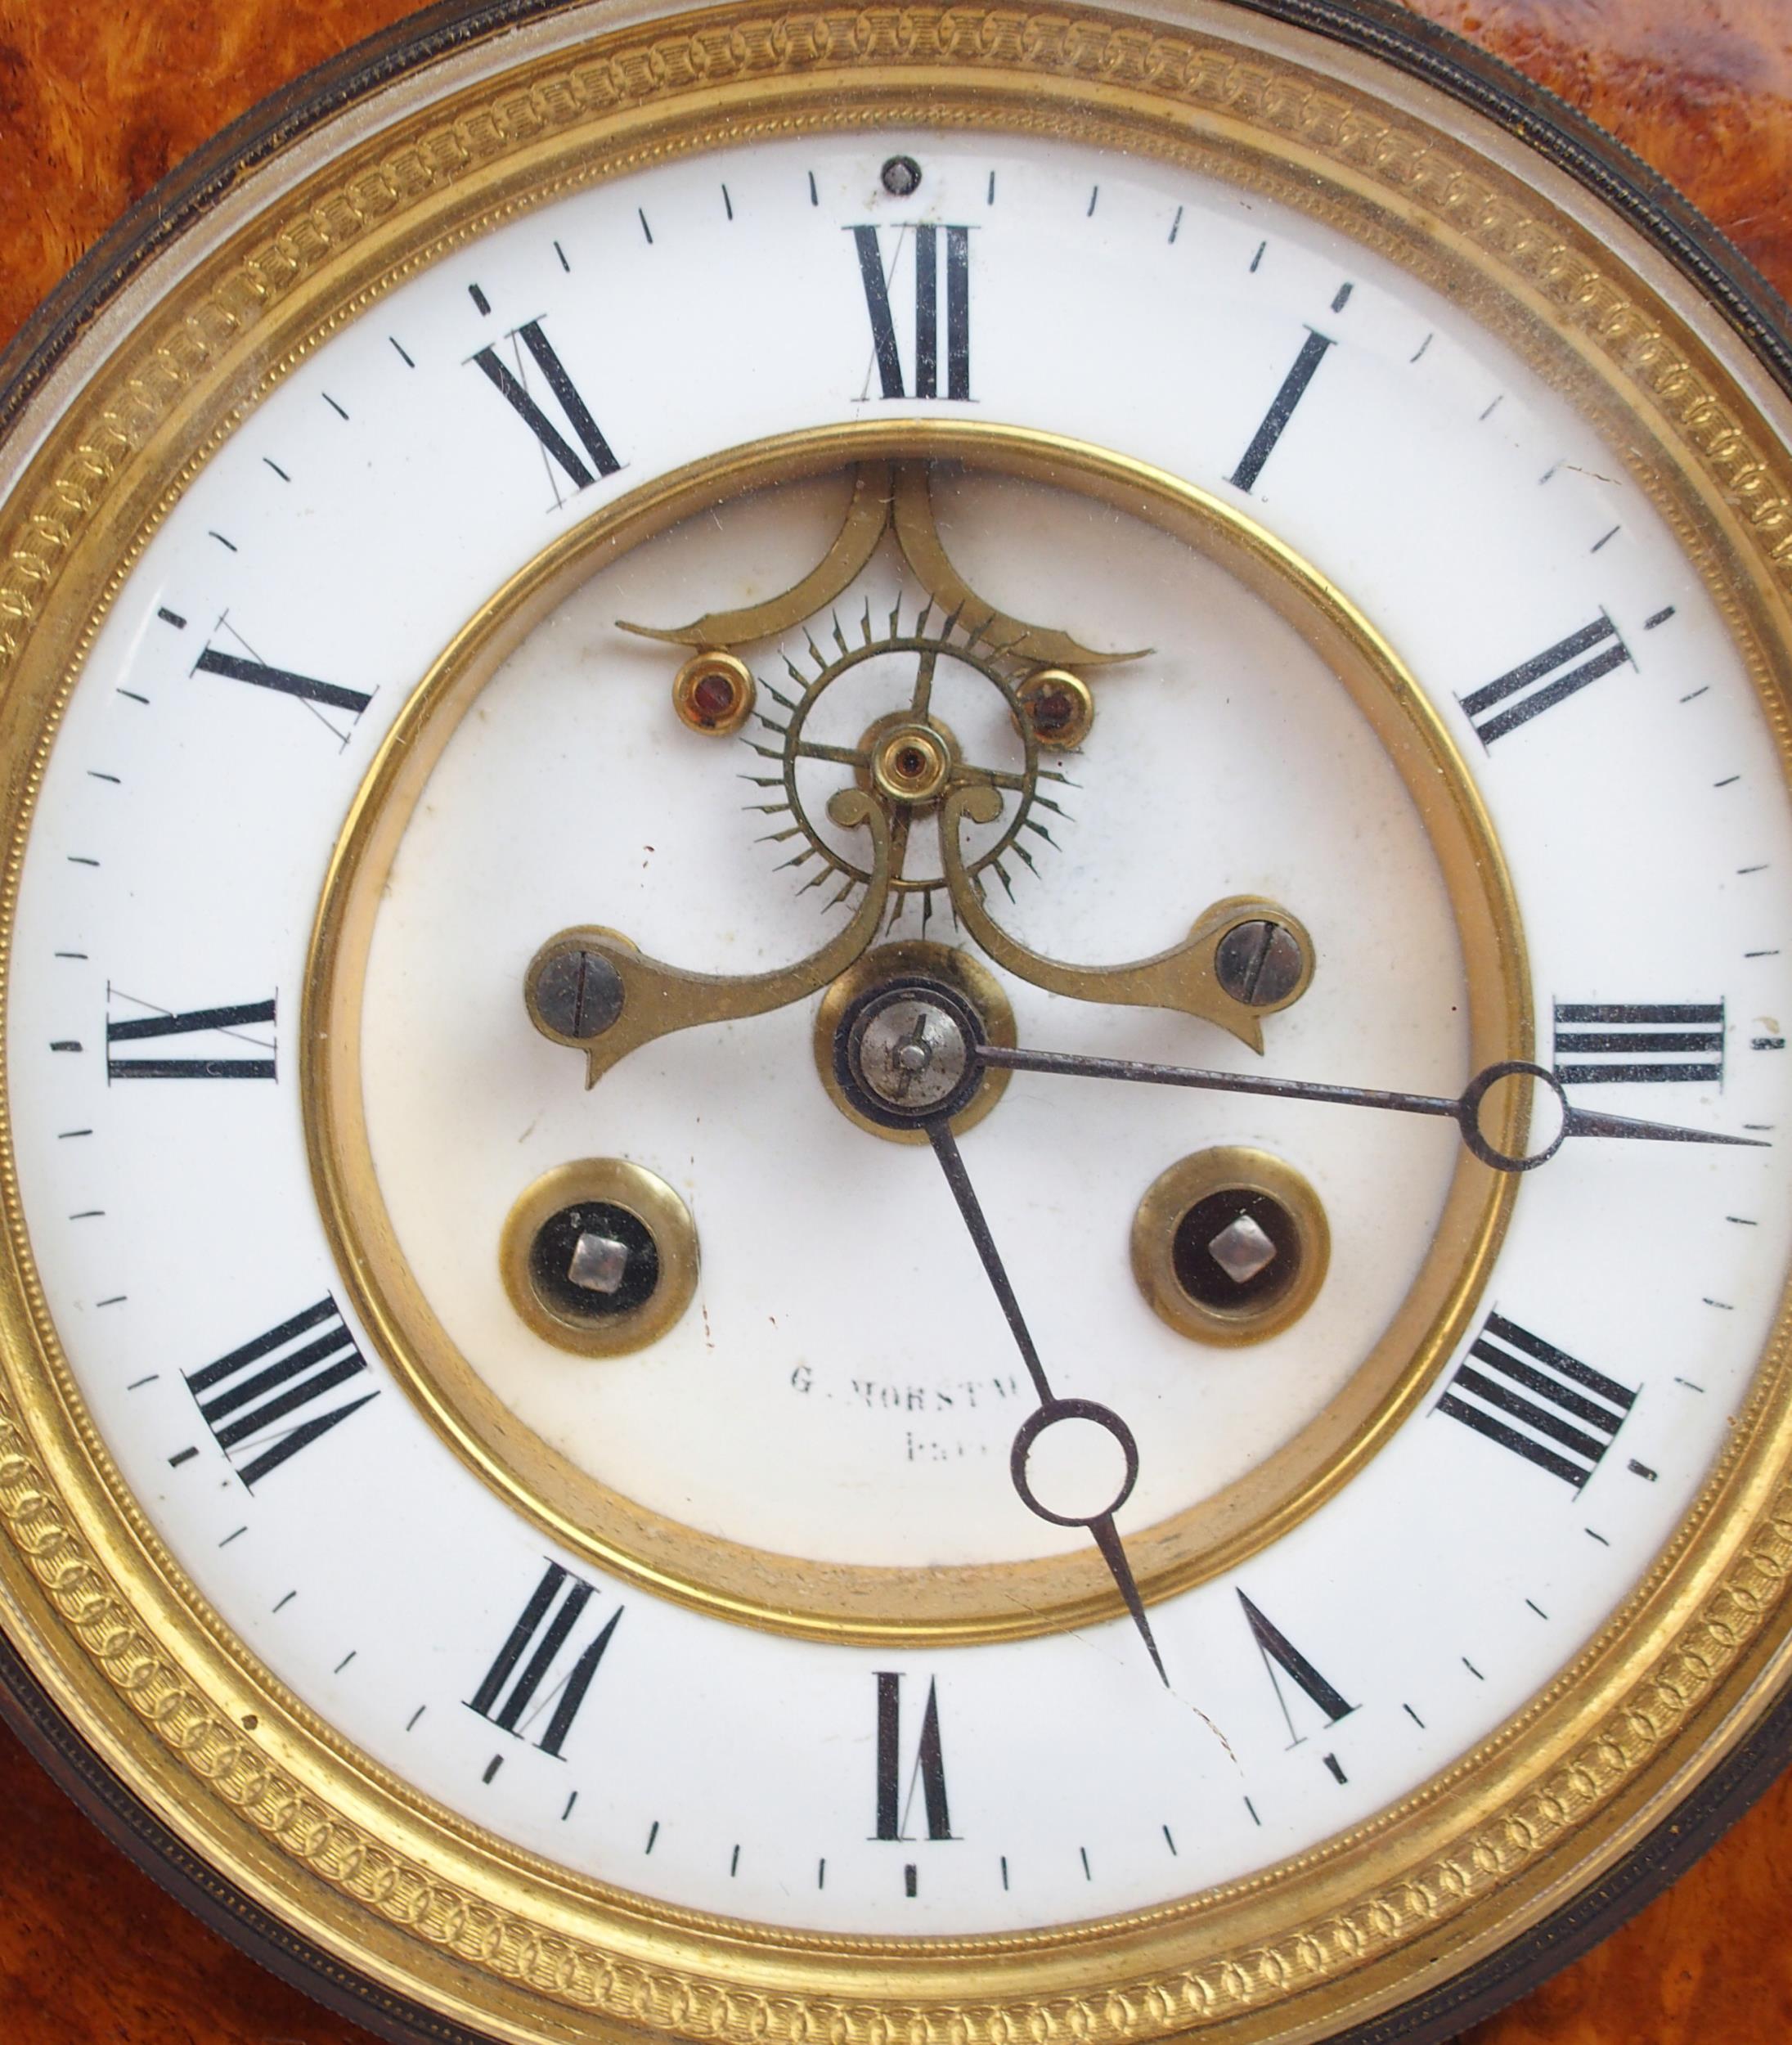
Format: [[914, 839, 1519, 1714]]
[[874, 1672, 953, 1840]]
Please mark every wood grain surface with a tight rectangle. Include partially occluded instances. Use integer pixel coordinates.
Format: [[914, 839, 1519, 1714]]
[[2, 1, 1790, 2040]]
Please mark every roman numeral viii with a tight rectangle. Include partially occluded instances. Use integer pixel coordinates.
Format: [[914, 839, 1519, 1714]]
[[1459, 614, 1633, 745], [468, 1562, 621, 1759], [472, 320, 622, 496], [1554, 1001, 1724, 1085], [874, 1672, 953, 1840], [186, 1297, 377, 1487], [1437, 1312, 1636, 1489], [851, 226, 972, 401], [106, 996, 276, 1080]]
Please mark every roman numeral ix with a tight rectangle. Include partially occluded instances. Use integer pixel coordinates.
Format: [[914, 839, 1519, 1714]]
[[472, 319, 621, 496], [1437, 1312, 1636, 1490], [1554, 1001, 1725, 1085], [186, 1297, 377, 1487], [468, 1562, 621, 1759], [106, 996, 276, 1081], [874, 1672, 953, 1840], [851, 225, 972, 401], [1460, 614, 1633, 746]]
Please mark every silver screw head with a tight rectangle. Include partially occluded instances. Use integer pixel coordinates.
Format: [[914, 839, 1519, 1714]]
[[1206, 1211, 1279, 1287], [1214, 919, 1305, 1008], [567, 1230, 631, 1295], [880, 155, 923, 197], [850, 995, 971, 1111], [531, 945, 626, 1041]]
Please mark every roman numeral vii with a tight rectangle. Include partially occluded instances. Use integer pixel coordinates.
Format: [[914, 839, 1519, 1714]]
[[468, 1562, 622, 1759]]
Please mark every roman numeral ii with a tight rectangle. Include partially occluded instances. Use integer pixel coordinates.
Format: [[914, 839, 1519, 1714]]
[[1459, 614, 1633, 745]]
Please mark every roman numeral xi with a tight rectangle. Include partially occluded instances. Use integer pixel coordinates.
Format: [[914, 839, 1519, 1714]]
[[851, 226, 972, 401], [1437, 1312, 1636, 1490], [468, 1562, 622, 1759], [1554, 1001, 1724, 1085], [186, 1297, 377, 1488], [473, 320, 621, 494]]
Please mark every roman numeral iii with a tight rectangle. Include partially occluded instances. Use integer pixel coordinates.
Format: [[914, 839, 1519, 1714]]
[[185, 1297, 377, 1487], [472, 320, 622, 494], [851, 226, 972, 401], [106, 996, 276, 1080], [468, 1562, 622, 1759], [1459, 614, 1633, 745], [1553, 1001, 1724, 1085], [1436, 1312, 1636, 1489], [874, 1672, 953, 1840]]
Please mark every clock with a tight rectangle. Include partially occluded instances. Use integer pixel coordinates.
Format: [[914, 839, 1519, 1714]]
[[3, 1, 1792, 2041]]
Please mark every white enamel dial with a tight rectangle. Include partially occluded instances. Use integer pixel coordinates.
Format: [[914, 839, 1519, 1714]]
[[7, 119, 1792, 1947]]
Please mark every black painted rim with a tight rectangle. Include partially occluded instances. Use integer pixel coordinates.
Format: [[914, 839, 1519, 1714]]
[[2, 2, 1790, 2040]]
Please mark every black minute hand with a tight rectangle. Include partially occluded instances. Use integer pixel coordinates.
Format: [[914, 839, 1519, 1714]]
[[974, 1047, 1769, 1174], [923, 1115, 1170, 1684]]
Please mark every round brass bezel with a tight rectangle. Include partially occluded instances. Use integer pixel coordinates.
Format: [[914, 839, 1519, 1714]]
[[500, 1157, 699, 1357], [1132, 1145, 1331, 1345], [305, 417, 1528, 1652], [0, 7, 1790, 2045]]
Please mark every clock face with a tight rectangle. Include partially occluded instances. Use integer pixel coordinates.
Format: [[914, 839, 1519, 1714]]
[[3, 1, 1792, 2039]]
